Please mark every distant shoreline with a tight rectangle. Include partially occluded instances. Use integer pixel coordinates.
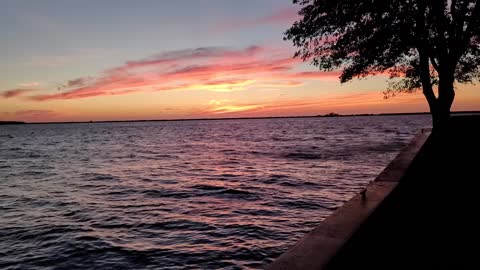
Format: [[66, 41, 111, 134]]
[[0, 121, 26, 125], [1, 111, 479, 125]]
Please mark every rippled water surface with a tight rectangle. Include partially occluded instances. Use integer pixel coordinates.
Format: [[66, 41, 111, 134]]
[[0, 116, 429, 269]]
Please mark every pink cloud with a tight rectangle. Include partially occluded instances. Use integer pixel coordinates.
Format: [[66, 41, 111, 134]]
[[119, 46, 264, 71], [29, 45, 344, 101], [1, 88, 36, 98], [288, 71, 342, 80], [257, 7, 300, 25]]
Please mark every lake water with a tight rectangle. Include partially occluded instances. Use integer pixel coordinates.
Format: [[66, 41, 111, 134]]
[[0, 115, 430, 269]]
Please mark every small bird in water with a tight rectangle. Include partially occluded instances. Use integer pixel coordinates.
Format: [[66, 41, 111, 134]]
[[361, 189, 367, 200]]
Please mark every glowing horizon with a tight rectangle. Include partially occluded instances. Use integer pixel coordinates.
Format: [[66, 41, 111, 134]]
[[1, 1, 479, 123]]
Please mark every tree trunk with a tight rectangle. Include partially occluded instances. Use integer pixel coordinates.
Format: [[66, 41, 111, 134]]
[[435, 74, 456, 132], [428, 100, 440, 131], [425, 83, 454, 132]]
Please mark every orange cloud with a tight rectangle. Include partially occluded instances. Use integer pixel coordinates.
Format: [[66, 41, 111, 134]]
[[208, 105, 263, 114], [28, 45, 342, 101], [208, 99, 232, 106], [202, 92, 427, 117]]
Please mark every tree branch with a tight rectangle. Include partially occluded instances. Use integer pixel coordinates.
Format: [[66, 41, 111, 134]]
[[420, 50, 437, 104], [461, 1, 480, 56], [430, 55, 440, 71], [451, 0, 458, 16], [432, 0, 451, 72], [451, 0, 475, 60], [448, 0, 458, 45], [415, 1, 437, 106]]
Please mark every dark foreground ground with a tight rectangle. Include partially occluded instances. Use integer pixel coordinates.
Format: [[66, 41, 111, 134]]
[[325, 115, 480, 269]]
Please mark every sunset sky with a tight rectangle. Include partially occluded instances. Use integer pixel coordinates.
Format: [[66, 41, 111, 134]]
[[1, 0, 479, 122]]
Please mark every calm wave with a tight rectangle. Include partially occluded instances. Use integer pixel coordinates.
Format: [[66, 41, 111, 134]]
[[0, 116, 429, 269]]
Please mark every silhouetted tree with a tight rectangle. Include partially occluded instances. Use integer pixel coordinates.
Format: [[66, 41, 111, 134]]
[[285, 0, 480, 130]]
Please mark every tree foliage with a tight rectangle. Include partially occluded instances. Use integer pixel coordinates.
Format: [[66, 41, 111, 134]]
[[285, 0, 480, 104]]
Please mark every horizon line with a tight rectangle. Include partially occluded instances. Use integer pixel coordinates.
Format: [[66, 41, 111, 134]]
[[2, 110, 480, 125]]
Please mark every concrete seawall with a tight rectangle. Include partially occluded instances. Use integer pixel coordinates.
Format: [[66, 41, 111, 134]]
[[267, 115, 480, 269]]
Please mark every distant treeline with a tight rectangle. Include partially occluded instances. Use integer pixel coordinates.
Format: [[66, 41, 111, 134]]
[[0, 121, 26, 125], [317, 111, 480, 118]]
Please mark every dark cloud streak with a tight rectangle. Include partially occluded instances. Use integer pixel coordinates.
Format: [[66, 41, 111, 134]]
[[1, 89, 36, 98]]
